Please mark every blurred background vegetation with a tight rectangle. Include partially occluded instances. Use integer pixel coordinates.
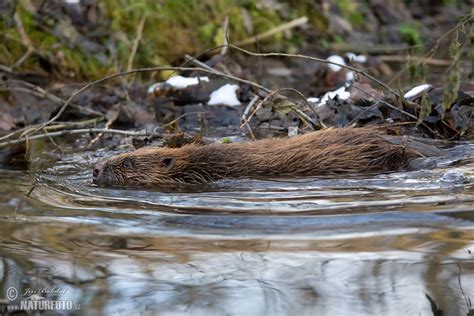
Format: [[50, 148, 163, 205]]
[[0, 0, 471, 80]]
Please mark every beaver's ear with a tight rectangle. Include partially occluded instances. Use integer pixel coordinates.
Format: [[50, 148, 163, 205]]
[[161, 157, 176, 170]]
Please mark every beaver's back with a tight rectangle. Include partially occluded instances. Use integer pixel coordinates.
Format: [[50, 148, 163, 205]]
[[183, 128, 440, 177], [93, 127, 444, 186]]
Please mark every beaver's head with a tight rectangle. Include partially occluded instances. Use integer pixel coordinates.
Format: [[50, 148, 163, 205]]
[[92, 147, 179, 186]]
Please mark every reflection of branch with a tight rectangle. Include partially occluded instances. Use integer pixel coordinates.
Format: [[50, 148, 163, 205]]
[[0, 128, 155, 148], [457, 264, 472, 311]]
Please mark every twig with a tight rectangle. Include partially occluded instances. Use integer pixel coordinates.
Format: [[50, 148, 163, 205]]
[[126, 14, 146, 73], [164, 111, 205, 127], [246, 124, 256, 141], [1, 79, 102, 116], [235, 16, 308, 46], [0, 64, 13, 73], [328, 43, 423, 53], [184, 55, 215, 71], [42, 128, 63, 153], [240, 88, 319, 130], [350, 84, 438, 136], [0, 128, 156, 148], [274, 87, 319, 120], [378, 55, 452, 66], [88, 107, 118, 146], [240, 90, 279, 129], [220, 16, 230, 55], [12, 11, 34, 68], [241, 95, 260, 124], [0, 118, 102, 143]]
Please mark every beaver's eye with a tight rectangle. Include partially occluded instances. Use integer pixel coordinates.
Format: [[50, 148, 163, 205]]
[[122, 158, 133, 169]]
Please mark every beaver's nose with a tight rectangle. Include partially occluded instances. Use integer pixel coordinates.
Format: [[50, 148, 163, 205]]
[[92, 162, 103, 182], [93, 168, 100, 178]]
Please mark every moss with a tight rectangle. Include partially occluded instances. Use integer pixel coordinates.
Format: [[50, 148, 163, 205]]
[[336, 0, 366, 28], [399, 22, 423, 46], [0, 0, 300, 81]]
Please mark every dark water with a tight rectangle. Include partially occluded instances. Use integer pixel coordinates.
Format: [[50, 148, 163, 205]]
[[0, 143, 473, 316]]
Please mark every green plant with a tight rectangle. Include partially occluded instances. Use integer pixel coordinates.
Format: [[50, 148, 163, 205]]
[[336, 0, 366, 28], [399, 23, 423, 46], [442, 33, 461, 113]]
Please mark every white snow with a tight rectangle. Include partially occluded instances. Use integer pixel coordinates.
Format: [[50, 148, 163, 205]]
[[346, 52, 367, 63], [147, 83, 163, 94], [326, 55, 346, 72], [64, 0, 80, 3], [345, 71, 355, 81], [208, 84, 241, 106], [307, 97, 320, 103], [318, 85, 351, 106], [147, 75, 209, 94], [166, 75, 209, 89], [403, 84, 432, 99]]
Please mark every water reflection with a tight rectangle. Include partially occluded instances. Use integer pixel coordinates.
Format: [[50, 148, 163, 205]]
[[0, 143, 473, 315]]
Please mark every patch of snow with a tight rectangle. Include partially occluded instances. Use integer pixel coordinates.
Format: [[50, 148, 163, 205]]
[[288, 126, 298, 137], [147, 76, 209, 94], [64, 0, 80, 3], [166, 75, 209, 89], [345, 71, 355, 81], [346, 52, 367, 63], [326, 55, 346, 72], [147, 82, 163, 94], [318, 85, 351, 106], [403, 84, 432, 99], [208, 84, 241, 106], [307, 97, 320, 103]]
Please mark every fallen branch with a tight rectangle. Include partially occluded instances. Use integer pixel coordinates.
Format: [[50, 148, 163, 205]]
[[0, 128, 155, 148], [241, 95, 260, 125]]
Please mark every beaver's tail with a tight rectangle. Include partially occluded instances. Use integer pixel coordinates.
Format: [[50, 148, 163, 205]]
[[384, 135, 446, 157]]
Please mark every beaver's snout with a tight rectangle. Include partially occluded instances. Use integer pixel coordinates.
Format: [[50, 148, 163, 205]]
[[92, 162, 106, 184]]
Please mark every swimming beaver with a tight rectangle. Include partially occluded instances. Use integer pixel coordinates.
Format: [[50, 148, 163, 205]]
[[92, 128, 441, 186]]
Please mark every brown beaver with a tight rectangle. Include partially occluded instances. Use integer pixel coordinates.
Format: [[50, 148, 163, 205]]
[[92, 128, 442, 186]]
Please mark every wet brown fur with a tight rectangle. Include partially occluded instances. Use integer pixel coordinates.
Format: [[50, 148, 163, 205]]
[[93, 128, 432, 186]]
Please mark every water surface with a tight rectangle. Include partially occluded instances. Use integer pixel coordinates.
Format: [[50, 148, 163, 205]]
[[0, 142, 473, 315]]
